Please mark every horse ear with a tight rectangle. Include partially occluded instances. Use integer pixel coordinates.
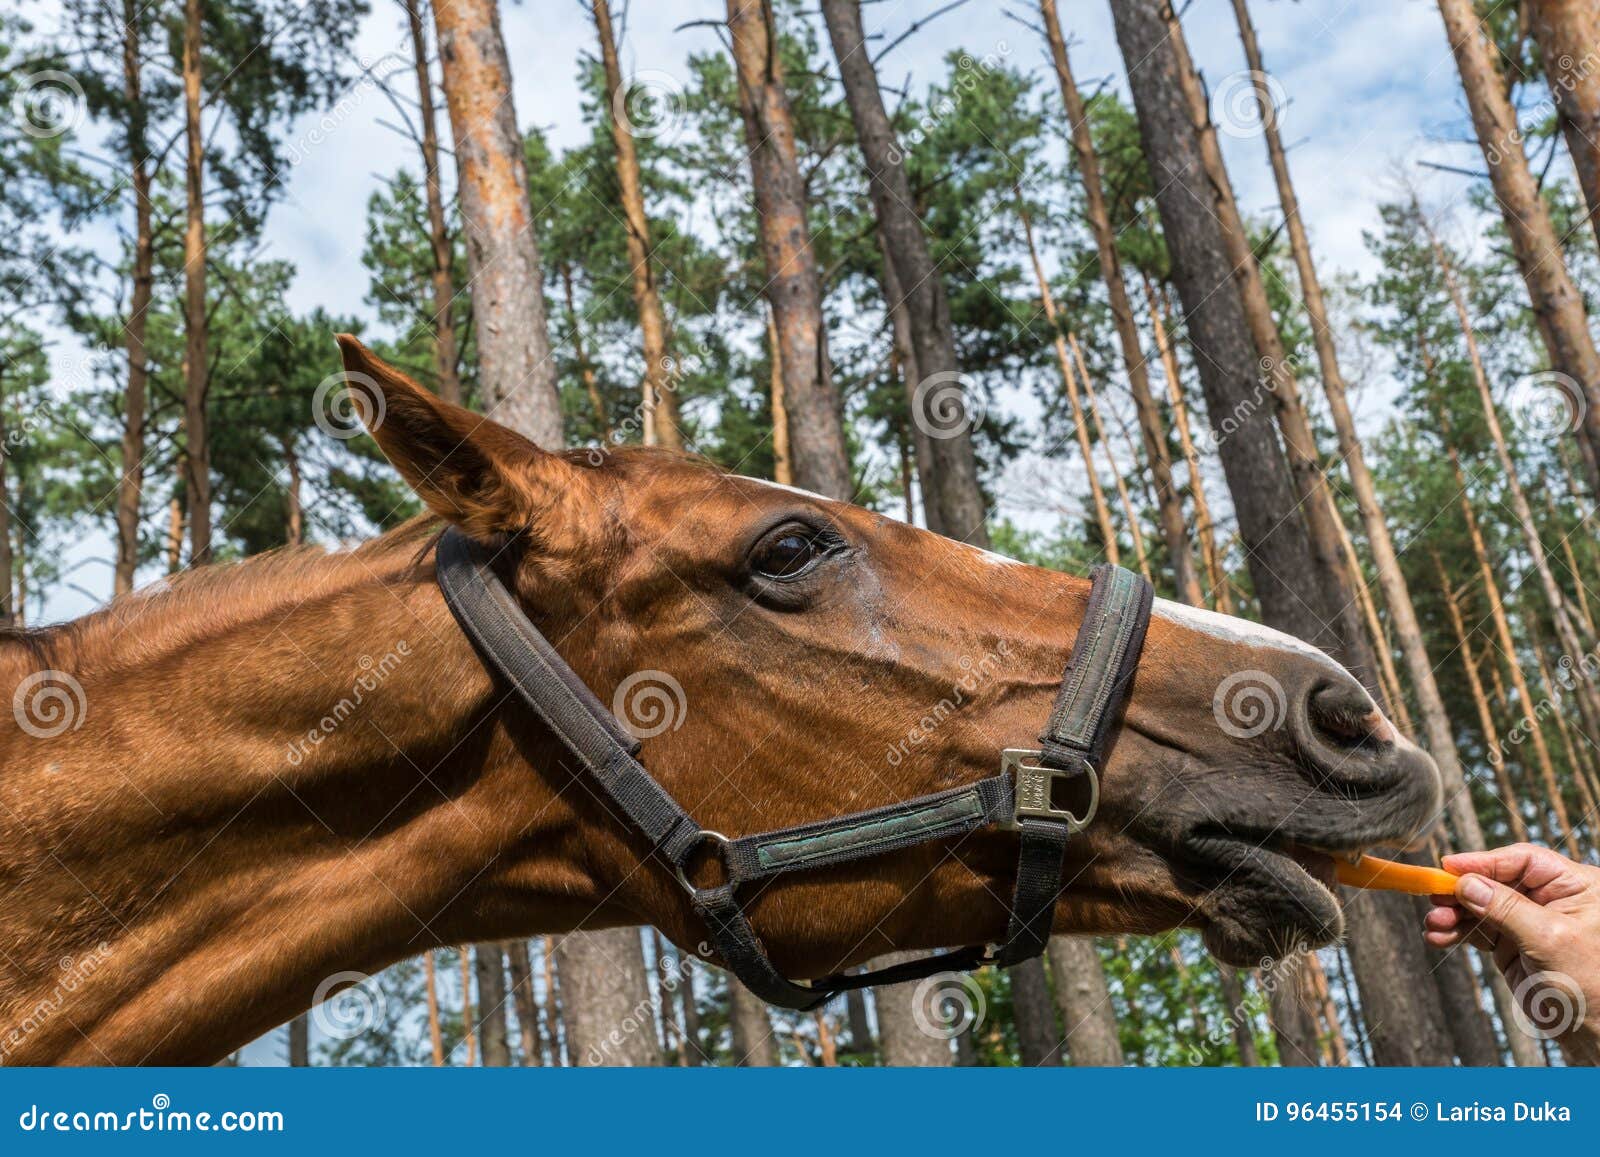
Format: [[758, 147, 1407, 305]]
[[332, 335, 574, 540]]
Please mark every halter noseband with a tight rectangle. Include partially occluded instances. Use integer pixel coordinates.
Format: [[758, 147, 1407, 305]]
[[435, 526, 1153, 1011]]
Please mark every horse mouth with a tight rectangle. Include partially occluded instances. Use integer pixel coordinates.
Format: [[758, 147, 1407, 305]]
[[1178, 830, 1377, 966]]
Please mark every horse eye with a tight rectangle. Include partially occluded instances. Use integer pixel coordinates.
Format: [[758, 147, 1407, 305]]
[[753, 530, 824, 579]]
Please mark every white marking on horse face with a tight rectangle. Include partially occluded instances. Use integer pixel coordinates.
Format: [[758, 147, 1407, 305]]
[[744, 478, 837, 505], [1152, 597, 1343, 672], [956, 541, 1025, 568]]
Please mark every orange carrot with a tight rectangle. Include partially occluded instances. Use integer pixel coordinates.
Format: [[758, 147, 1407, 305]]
[[1335, 854, 1459, 896]]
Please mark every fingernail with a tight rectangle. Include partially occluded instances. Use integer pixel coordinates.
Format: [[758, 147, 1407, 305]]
[[1459, 875, 1493, 910]]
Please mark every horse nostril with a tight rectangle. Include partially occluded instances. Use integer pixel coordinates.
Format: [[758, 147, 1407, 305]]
[[1306, 683, 1389, 750]]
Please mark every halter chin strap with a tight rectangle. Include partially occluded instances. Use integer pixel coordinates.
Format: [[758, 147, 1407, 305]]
[[435, 526, 1153, 1011]]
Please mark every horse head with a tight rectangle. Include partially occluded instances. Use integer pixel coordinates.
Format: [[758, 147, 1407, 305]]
[[340, 337, 1440, 977]]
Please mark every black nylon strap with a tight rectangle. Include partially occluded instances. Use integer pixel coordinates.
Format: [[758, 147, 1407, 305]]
[[436, 530, 702, 863], [723, 775, 1013, 884], [433, 526, 1152, 1011], [995, 818, 1073, 966], [1039, 564, 1153, 771]]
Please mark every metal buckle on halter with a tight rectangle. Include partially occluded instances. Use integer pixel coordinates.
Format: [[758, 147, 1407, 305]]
[[999, 748, 1099, 834], [673, 830, 731, 896]]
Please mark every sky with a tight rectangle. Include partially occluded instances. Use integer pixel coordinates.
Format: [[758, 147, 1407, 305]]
[[20, 0, 1501, 627]]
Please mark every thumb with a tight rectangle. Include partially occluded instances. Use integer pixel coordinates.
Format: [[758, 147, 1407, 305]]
[[1456, 873, 1548, 947]]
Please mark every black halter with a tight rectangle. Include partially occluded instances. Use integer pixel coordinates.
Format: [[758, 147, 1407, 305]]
[[435, 526, 1153, 1011]]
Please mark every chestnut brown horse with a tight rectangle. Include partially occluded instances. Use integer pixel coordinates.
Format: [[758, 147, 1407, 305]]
[[0, 338, 1438, 1064]]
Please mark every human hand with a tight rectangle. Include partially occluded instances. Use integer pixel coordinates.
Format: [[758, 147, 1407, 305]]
[[1424, 843, 1600, 1066]]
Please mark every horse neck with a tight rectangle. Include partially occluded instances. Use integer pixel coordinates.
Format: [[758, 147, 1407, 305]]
[[0, 529, 591, 1064]]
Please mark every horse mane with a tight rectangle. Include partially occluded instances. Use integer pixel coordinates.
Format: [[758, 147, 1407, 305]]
[[0, 515, 445, 680]]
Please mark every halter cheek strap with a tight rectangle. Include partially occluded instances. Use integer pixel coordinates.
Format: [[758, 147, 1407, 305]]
[[435, 526, 1152, 1011]]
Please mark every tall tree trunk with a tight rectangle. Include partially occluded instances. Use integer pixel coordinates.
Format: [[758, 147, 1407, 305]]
[[554, 929, 661, 1066], [181, 0, 210, 565], [165, 496, 184, 575], [1164, 3, 1377, 686], [592, 0, 682, 450], [1214, 966, 1259, 1065], [1148, 279, 1230, 612], [1448, 446, 1578, 858], [1039, 0, 1201, 602], [878, 232, 938, 531], [1232, 0, 1478, 849], [1527, 0, 1600, 249], [460, 948, 476, 1065], [1112, 0, 1331, 651], [1263, 959, 1321, 1067], [1305, 957, 1350, 1066], [561, 263, 611, 437], [542, 935, 563, 1064], [424, 950, 445, 1065], [727, 0, 851, 500], [728, 981, 779, 1066], [0, 370, 10, 623], [115, 0, 152, 596], [1113, 0, 1451, 1067], [821, 0, 987, 544], [766, 307, 793, 486], [1015, 195, 1119, 562], [1523, 0, 1600, 249], [1436, 556, 1531, 843], [1338, 515, 1415, 740], [844, 989, 874, 1060], [433, 0, 563, 446], [1425, 215, 1600, 737], [1437, 0, 1600, 491], [677, 948, 703, 1065], [874, 966, 953, 1066], [1045, 937, 1122, 1065], [1530, 639, 1600, 849], [506, 939, 543, 1065], [404, 0, 462, 405], [1072, 334, 1151, 578], [282, 437, 302, 547], [1011, 959, 1064, 1066], [287, 1014, 308, 1066]]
